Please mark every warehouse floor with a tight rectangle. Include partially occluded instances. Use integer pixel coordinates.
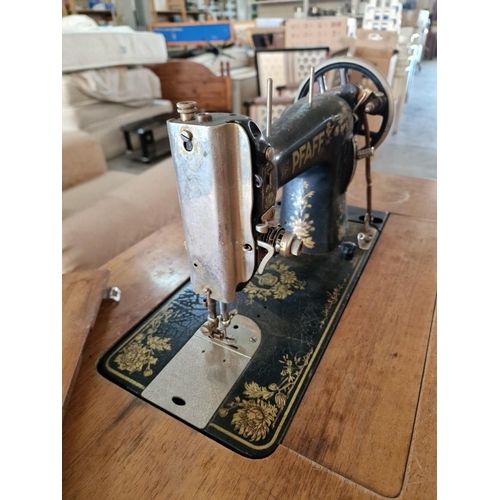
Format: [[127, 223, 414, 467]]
[[371, 59, 437, 180]]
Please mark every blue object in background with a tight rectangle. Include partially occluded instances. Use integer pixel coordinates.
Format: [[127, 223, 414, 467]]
[[89, 1, 114, 9], [152, 23, 232, 44]]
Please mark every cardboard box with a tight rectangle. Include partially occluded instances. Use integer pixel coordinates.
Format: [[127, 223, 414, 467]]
[[401, 9, 420, 27], [350, 30, 399, 87], [401, 9, 430, 28], [285, 17, 351, 52], [352, 50, 398, 86], [355, 29, 399, 53]]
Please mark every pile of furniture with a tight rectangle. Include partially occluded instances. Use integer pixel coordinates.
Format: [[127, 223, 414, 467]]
[[148, 59, 233, 113], [149, 45, 258, 115], [62, 15, 173, 159], [186, 45, 258, 115], [61, 10, 434, 273], [61, 16, 261, 273]]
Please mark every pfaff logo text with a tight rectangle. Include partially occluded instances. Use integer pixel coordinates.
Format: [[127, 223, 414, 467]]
[[292, 130, 326, 173]]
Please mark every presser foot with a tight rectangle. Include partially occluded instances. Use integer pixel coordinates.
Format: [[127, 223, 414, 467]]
[[209, 329, 237, 345], [141, 315, 261, 429], [200, 309, 239, 345]]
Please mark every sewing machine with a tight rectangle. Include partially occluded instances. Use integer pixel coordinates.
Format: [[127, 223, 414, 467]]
[[100, 56, 395, 458]]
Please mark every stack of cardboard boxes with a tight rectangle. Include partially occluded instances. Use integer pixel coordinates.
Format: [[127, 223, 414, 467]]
[[349, 29, 399, 87], [277, 11, 423, 137], [282, 16, 399, 91], [284, 16, 357, 53]]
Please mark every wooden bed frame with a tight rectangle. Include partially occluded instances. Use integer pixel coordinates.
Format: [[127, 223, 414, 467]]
[[148, 59, 232, 113]]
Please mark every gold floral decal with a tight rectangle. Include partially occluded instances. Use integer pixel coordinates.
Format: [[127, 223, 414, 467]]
[[325, 110, 351, 144], [325, 121, 334, 143], [319, 276, 348, 328], [218, 349, 313, 442], [243, 262, 305, 305], [114, 306, 177, 377], [288, 181, 315, 249]]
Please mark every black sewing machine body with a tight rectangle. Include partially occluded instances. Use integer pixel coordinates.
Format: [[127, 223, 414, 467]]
[[99, 58, 394, 458], [272, 93, 357, 254], [165, 87, 369, 303]]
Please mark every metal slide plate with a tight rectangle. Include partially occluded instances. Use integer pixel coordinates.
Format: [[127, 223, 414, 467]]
[[142, 317, 261, 429]]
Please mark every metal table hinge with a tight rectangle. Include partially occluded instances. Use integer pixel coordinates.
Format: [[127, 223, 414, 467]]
[[103, 286, 121, 303]]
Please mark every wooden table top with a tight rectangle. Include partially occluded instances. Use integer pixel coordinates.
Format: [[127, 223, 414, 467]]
[[62, 269, 109, 417], [62, 172, 437, 500]]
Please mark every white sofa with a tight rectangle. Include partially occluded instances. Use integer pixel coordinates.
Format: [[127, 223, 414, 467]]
[[62, 15, 173, 159], [62, 131, 181, 273]]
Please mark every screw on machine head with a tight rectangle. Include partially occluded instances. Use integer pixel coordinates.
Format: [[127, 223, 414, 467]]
[[177, 101, 198, 122], [196, 112, 213, 122]]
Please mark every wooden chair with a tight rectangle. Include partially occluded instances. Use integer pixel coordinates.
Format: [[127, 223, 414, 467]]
[[148, 59, 232, 113]]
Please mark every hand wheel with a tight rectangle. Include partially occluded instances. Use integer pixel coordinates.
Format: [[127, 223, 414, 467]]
[[295, 56, 395, 151]]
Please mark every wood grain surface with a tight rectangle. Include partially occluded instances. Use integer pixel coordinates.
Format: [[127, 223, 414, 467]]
[[226, 311, 436, 500], [347, 168, 437, 222], [148, 60, 233, 113], [62, 269, 109, 417], [283, 215, 437, 496], [63, 175, 435, 500], [401, 313, 437, 498]]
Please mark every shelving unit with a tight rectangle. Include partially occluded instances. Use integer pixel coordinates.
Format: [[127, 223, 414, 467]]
[[64, 1, 116, 23], [249, 0, 303, 4], [150, 0, 210, 24], [249, 0, 351, 5], [207, 0, 237, 20], [149, 0, 249, 23], [254, 1, 355, 21]]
